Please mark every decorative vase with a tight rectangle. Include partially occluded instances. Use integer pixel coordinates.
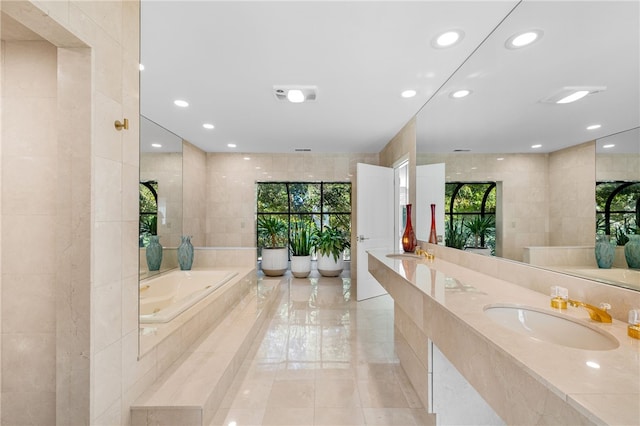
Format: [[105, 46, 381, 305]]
[[402, 204, 417, 253], [624, 234, 640, 269], [178, 235, 194, 270], [428, 203, 438, 244], [595, 234, 614, 269], [145, 235, 163, 271]]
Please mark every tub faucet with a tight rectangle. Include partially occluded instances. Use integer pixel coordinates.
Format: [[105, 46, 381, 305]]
[[568, 299, 612, 323]]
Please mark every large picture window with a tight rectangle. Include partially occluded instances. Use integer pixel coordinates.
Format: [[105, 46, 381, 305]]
[[596, 181, 640, 245], [444, 182, 497, 252], [256, 182, 352, 259]]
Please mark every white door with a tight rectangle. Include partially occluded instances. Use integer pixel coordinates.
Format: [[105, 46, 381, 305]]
[[356, 163, 394, 301], [416, 163, 446, 243]]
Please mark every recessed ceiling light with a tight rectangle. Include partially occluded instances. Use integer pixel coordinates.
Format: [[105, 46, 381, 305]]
[[139, 64, 145, 71], [531, 144, 542, 149], [603, 144, 615, 149], [151, 143, 162, 148], [556, 90, 589, 104], [401, 90, 417, 98], [227, 143, 236, 148], [287, 89, 305, 103], [506, 30, 543, 49], [243, 156, 250, 160], [433, 30, 464, 48], [587, 124, 602, 130], [174, 99, 189, 107], [203, 123, 215, 129], [451, 89, 471, 99]]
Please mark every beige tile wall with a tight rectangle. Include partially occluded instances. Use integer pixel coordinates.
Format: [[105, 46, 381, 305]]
[[548, 141, 596, 246], [1, 39, 58, 425], [596, 152, 640, 181], [182, 140, 207, 247], [418, 152, 549, 261], [1, 1, 141, 425], [205, 152, 378, 247]]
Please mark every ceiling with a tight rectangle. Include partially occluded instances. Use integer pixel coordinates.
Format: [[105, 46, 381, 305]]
[[140, 1, 639, 155]]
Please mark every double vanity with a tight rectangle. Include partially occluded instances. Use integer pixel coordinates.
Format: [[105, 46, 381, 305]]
[[368, 248, 639, 425]]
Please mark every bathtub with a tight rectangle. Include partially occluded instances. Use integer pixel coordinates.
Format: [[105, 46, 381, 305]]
[[139, 270, 238, 324]]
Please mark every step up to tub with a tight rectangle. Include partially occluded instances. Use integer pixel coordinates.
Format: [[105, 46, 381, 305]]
[[131, 279, 281, 426]]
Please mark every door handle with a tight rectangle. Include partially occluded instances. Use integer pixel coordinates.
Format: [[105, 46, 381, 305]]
[[357, 235, 369, 242]]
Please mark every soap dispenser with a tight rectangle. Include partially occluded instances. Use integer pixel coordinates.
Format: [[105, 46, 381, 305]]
[[550, 286, 568, 309], [628, 309, 640, 339]]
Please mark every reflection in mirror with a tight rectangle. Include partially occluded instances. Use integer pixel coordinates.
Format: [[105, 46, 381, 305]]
[[415, 1, 639, 291], [139, 116, 183, 278]]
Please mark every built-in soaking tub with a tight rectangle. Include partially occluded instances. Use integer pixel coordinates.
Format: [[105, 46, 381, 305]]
[[139, 270, 238, 324]]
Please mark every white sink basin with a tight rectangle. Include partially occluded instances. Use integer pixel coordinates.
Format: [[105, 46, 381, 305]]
[[484, 304, 619, 351], [386, 253, 423, 260]]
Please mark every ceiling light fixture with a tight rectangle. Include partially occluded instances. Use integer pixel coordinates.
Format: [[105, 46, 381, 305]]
[[274, 85, 318, 103], [505, 30, 543, 49], [174, 99, 189, 107], [227, 143, 236, 148], [586, 124, 602, 130], [401, 90, 417, 98], [151, 143, 162, 148], [139, 64, 145, 71], [451, 89, 471, 99], [540, 86, 606, 104], [603, 144, 615, 149], [432, 30, 464, 48], [531, 144, 542, 149], [203, 123, 215, 129]]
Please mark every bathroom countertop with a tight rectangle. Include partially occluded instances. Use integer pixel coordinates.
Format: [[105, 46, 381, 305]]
[[368, 249, 640, 426]]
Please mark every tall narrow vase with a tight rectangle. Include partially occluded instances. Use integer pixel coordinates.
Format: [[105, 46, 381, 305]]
[[595, 234, 614, 269], [402, 204, 417, 252], [428, 203, 438, 244], [178, 235, 194, 270], [146, 236, 163, 271]]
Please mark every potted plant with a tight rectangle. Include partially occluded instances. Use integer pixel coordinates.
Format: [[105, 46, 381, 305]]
[[445, 219, 468, 250], [258, 216, 288, 276], [313, 226, 350, 277], [290, 221, 314, 278], [464, 215, 494, 255]]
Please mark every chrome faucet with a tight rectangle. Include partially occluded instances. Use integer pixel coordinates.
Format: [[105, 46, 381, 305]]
[[568, 299, 612, 323]]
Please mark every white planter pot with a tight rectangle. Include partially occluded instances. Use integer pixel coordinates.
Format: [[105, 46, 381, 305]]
[[290, 255, 311, 278], [317, 253, 344, 277], [261, 247, 288, 276]]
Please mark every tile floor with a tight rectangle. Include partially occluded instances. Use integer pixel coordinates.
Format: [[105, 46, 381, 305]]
[[211, 272, 435, 426]]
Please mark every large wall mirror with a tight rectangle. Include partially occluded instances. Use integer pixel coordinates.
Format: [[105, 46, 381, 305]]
[[139, 116, 183, 278], [415, 1, 639, 291]]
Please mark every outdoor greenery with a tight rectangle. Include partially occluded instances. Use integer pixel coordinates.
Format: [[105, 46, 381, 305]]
[[139, 181, 158, 247], [445, 182, 497, 253], [596, 181, 639, 244], [256, 182, 352, 258]]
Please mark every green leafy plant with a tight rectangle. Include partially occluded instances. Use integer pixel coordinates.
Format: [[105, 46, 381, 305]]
[[464, 215, 495, 248], [290, 221, 314, 256], [312, 226, 350, 262], [445, 219, 468, 250], [257, 216, 287, 248]]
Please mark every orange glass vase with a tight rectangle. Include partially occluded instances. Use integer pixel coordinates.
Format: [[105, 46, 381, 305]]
[[428, 203, 438, 244], [402, 204, 417, 252]]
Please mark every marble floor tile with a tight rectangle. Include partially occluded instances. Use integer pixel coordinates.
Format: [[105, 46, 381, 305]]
[[211, 275, 430, 425]]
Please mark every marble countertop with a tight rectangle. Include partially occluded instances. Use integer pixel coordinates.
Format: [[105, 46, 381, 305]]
[[368, 249, 640, 425]]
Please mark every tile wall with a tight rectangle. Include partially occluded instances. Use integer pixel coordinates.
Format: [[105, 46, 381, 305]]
[[182, 141, 207, 247]]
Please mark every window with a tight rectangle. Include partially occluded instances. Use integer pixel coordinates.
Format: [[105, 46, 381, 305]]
[[596, 181, 640, 244], [256, 182, 352, 259], [444, 182, 496, 251], [139, 180, 158, 247]]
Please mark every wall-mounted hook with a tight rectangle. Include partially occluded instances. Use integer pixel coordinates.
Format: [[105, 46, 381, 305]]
[[114, 118, 129, 131]]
